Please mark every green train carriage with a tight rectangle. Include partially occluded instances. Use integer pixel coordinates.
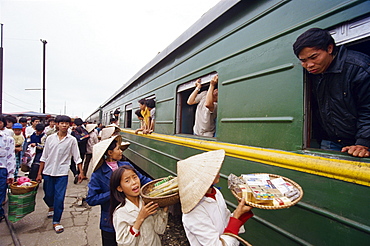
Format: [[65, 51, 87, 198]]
[[87, 0, 370, 245]]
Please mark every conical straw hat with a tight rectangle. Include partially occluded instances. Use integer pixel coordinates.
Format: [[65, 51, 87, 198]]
[[86, 124, 97, 133], [100, 124, 120, 140], [100, 127, 115, 141], [90, 135, 130, 172], [177, 149, 225, 214]]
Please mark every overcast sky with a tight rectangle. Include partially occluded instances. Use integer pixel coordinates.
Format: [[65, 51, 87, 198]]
[[0, 0, 219, 118]]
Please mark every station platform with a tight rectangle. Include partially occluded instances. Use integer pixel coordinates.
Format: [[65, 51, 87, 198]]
[[0, 172, 102, 246]]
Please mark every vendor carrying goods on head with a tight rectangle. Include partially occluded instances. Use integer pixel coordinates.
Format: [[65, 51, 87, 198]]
[[228, 173, 303, 209]]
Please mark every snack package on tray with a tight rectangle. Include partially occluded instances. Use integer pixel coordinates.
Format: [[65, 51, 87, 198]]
[[229, 173, 300, 207]]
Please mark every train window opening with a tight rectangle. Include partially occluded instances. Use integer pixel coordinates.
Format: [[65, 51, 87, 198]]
[[135, 95, 156, 133], [176, 72, 218, 136], [304, 15, 370, 150], [124, 104, 132, 128]]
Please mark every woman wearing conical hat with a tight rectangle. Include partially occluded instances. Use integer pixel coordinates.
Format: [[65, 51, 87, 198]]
[[86, 135, 152, 246], [177, 149, 253, 246]]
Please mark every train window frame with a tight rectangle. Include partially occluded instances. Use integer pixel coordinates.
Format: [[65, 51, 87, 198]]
[[124, 104, 132, 128], [176, 72, 218, 135], [303, 15, 370, 150]]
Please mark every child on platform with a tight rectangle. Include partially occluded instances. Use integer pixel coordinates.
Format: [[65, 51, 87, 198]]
[[86, 135, 152, 245], [109, 165, 168, 246], [12, 123, 25, 181]]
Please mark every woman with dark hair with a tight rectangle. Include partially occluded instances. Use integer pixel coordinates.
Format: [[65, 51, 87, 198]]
[[86, 136, 152, 246], [109, 165, 168, 246]]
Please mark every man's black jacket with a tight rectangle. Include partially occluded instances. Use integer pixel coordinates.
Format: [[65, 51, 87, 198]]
[[309, 46, 370, 147]]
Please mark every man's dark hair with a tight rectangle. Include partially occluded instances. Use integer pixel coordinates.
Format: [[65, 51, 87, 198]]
[[55, 115, 71, 123], [5, 115, 17, 124], [74, 118, 83, 126], [31, 117, 40, 123], [145, 99, 155, 109], [110, 118, 117, 124], [0, 115, 7, 128], [19, 117, 27, 123], [138, 99, 146, 105], [293, 28, 336, 57], [36, 123, 45, 131], [135, 109, 143, 118]]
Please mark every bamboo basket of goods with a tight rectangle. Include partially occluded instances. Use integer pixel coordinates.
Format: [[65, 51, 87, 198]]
[[10, 181, 38, 195], [140, 176, 180, 207], [229, 173, 303, 210]]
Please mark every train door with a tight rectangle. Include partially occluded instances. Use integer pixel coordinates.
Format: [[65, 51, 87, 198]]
[[176, 72, 218, 135], [304, 15, 370, 150]]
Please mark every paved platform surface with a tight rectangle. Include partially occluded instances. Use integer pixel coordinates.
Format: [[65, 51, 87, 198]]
[[0, 172, 102, 246]]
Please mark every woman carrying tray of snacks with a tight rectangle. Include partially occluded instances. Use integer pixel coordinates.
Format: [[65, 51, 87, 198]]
[[86, 135, 152, 246], [178, 149, 253, 246], [109, 165, 168, 246]]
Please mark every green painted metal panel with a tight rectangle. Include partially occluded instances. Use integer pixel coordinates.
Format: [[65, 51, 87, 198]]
[[122, 133, 370, 245]]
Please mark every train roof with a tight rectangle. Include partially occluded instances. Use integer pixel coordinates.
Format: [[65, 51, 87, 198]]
[[92, 0, 240, 114]]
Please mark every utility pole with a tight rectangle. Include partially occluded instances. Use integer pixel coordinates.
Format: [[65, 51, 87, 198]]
[[0, 24, 4, 114], [40, 39, 47, 114]]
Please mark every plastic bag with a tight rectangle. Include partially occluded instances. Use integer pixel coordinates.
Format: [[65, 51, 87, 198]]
[[22, 146, 36, 168]]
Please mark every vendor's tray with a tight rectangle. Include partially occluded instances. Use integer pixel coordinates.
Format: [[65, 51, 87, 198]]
[[140, 177, 179, 207], [229, 173, 303, 210]]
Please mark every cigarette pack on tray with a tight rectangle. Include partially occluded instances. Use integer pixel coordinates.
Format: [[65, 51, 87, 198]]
[[228, 173, 303, 210]]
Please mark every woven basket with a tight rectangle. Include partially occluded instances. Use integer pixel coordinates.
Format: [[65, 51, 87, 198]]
[[140, 178, 180, 207], [231, 173, 303, 210], [222, 233, 252, 246], [10, 181, 38, 195]]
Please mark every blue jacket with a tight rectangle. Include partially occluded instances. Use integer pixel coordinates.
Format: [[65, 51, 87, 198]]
[[86, 161, 152, 233]]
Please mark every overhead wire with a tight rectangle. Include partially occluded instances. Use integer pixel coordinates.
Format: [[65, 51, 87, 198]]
[[2, 99, 31, 111]]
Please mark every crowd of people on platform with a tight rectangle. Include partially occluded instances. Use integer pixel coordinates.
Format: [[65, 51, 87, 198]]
[[1, 27, 370, 245], [0, 111, 254, 246]]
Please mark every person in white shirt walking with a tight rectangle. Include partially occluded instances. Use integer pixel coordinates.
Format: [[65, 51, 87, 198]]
[[36, 115, 83, 233]]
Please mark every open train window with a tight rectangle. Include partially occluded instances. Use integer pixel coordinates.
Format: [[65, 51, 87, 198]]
[[304, 15, 370, 150], [124, 104, 132, 128], [176, 72, 218, 135]]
